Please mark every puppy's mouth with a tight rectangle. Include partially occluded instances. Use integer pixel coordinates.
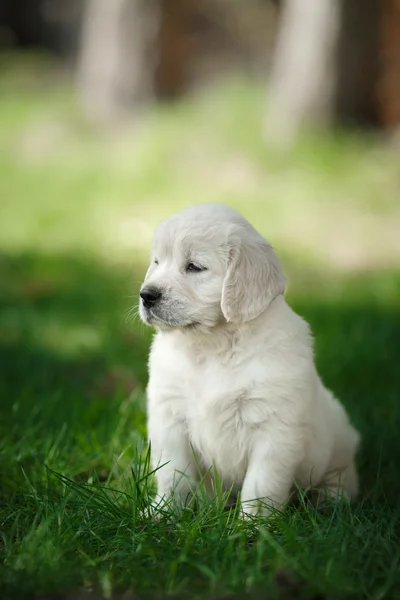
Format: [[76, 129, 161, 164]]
[[143, 307, 199, 330]]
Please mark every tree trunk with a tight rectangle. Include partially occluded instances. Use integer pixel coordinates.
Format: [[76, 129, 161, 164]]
[[77, 0, 161, 124], [377, 0, 400, 129], [264, 0, 383, 146], [334, 0, 382, 127], [155, 0, 193, 98], [264, 0, 340, 146]]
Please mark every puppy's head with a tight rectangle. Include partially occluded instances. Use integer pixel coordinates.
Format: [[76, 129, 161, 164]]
[[139, 204, 286, 331]]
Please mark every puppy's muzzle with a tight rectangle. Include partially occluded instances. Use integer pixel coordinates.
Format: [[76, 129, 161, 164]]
[[140, 287, 162, 309]]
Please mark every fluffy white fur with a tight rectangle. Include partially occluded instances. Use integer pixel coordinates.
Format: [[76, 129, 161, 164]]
[[139, 204, 359, 516]]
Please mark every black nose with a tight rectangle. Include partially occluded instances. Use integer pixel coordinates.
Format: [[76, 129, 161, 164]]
[[140, 287, 162, 308]]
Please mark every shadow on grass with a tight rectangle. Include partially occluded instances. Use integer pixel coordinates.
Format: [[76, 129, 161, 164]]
[[0, 250, 151, 494], [293, 296, 400, 506], [0, 250, 151, 393], [0, 250, 399, 506]]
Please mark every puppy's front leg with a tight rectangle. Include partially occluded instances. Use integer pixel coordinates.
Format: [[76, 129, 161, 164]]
[[241, 436, 300, 517], [149, 417, 197, 508]]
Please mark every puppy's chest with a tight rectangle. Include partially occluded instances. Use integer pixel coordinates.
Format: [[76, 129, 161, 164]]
[[182, 360, 268, 474]]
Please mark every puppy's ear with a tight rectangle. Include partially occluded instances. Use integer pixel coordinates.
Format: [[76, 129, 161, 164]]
[[221, 234, 286, 324]]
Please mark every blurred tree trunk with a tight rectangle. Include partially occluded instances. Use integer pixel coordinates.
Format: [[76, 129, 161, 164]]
[[77, 0, 161, 124], [378, 0, 400, 130], [334, 0, 382, 126], [265, 0, 383, 146], [155, 0, 193, 98]]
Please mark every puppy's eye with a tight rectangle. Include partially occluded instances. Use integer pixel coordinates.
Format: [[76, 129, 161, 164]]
[[186, 262, 206, 273], [154, 259, 159, 265]]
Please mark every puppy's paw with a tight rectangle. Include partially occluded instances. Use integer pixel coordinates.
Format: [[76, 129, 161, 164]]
[[240, 500, 272, 521]]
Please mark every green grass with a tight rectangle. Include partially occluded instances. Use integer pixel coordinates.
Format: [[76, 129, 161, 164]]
[[1, 53, 400, 599]]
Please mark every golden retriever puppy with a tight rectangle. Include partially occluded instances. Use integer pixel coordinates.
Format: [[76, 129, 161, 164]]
[[139, 204, 359, 516]]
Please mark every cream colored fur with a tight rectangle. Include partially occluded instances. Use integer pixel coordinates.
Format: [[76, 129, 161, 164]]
[[139, 204, 359, 516]]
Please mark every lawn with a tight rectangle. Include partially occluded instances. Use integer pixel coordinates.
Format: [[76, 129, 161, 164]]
[[1, 54, 400, 600]]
